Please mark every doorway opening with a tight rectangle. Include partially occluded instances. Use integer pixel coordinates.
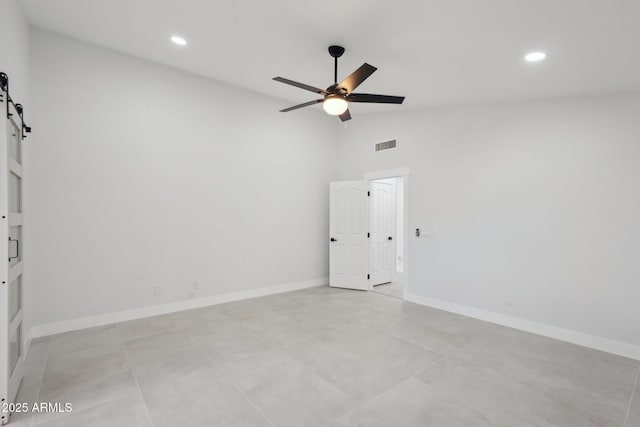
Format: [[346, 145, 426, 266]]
[[368, 176, 405, 299], [328, 167, 409, 298]]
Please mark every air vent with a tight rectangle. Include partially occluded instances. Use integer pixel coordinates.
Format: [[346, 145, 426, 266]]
[[375, 140, 397, 152]]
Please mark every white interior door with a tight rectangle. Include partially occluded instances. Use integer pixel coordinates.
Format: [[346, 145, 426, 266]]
[[329, 180, 369, 290], [369, 180, 395, 286], [0, 99, 25, 424]]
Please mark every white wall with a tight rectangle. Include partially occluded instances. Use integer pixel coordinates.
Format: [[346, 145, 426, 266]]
[[0, 0, 30, 102], [27, 30, 338, 328], [0, 0, 32, 348], [337, 94, 640, 350], [21, 27, 640, 358]]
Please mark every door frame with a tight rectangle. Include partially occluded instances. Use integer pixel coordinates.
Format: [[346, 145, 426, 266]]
[[364, 167, 410, 297]]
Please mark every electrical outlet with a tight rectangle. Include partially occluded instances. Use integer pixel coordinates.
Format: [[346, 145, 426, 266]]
[[192, 281, 199, 290], [505, 294, 514, 306], [154, 285, 162, 296]]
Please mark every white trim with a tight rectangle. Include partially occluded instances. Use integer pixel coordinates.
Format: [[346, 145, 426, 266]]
[[8, 160, 22, 177], [22, 339, 31, 365], [405, 291, 640, 361], [8, 262, 22, 282], [26, 277, 328, 341], [8, 213, 22, 226]]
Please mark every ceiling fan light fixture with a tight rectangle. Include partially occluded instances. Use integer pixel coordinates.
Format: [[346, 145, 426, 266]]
[[323, 95, 348, 115]]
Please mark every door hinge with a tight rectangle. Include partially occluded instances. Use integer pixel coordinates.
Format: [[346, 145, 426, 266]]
[[367, 274, 370, 280], [367, 191, 370, 196], [367, 232, 370, 238]]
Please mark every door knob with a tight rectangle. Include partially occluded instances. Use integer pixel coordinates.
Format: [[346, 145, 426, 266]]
[[388, 236, 393, 241], [330, 238, 337, 242]]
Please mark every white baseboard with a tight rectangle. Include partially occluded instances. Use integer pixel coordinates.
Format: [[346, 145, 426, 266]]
[[404, 291, 640, 361], [27, 277, 328, 341]]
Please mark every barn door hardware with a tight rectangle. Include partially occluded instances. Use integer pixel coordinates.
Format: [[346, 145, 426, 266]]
[[0, 72, 32, 139]]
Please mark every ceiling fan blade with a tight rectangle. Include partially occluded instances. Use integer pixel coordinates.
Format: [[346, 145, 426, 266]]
[[279, 99, 323, 112], [348, 93, 405, 104], [338, 109, 351, 122], [338, 63, 377, 93], [273, 77, 327, 95]]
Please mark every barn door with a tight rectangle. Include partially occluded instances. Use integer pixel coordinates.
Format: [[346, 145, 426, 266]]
[[0, 96, 26, 424]]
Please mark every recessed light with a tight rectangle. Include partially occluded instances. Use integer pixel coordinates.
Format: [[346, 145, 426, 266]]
[[525, 51, 546, 62], [171, 36, 187, 46]]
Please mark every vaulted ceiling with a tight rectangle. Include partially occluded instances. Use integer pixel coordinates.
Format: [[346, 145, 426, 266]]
[[21, 0, 640, 113]]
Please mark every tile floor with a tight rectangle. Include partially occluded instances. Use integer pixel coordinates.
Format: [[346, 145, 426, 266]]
[[9, 286, 640, 427]]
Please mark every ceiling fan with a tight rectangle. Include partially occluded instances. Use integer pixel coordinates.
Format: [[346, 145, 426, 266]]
[[273, 45, 405, 122]]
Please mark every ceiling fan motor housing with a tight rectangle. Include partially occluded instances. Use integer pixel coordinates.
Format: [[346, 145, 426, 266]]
[[327, 84, 348, 95]]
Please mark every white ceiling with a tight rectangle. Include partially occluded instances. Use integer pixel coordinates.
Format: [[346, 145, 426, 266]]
[[20, 0, 640, 113]]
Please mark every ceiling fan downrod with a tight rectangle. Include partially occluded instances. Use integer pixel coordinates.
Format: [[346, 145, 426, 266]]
[[328, 45, 345, 85]]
